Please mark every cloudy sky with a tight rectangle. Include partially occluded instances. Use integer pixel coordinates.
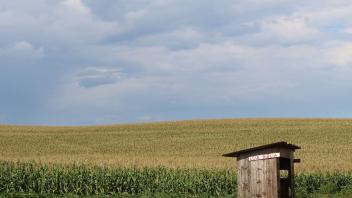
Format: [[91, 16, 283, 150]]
[[1, 0, 352, 125]]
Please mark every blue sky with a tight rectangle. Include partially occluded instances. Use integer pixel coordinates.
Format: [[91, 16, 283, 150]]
[[1, 0, 352, 125]]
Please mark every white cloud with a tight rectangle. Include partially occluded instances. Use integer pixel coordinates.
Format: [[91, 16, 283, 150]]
[[342, 27, 352, 34], [0, 0, 119, 47], [12, 41, 34, 50], [0, 41, 44, 61], [252, 16, 320, 44], [61, 0, 90, 14], [49, 42, 326, 121], [3, 0, 352, 124], [325, 42, 352, 68], [125, 9, 147, 23], [132, 27, 205, 49], [295, 4, 352, 26], [77, 67, 123, 88]]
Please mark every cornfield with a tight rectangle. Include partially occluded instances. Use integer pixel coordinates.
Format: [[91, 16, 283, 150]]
[[0, 161, 236, 196], [2, 118, 352, 172], [2, 162, 352, 197], [2, 119, 352, 196]]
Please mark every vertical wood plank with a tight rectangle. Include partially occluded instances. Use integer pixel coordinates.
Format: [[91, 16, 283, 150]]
[[290, 152, 295, 198], [249, 160, 256, 197], [237, 158, 243, 198], [263, 159, 267, 197], [260, 158, 277, 198], [249, 159, 264, 198], [271, 158, 275, 198], [272, 158, 279, 198], [238, 157, 250, 198], [246, 157, 251, 197], [254, 160, 259, 197], [257, 159, 263, 197], [277, 158, 280, 198]]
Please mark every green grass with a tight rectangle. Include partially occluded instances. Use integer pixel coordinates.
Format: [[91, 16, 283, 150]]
[[1, 118, 352, 171]]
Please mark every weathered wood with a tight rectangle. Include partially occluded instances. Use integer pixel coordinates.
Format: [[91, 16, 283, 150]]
[[290, 152, 295, 198], [268, 158, 278, 198], [228, 142, 300, 198], [250, 159, 260, 197], [237, 155, 279, 198], [237, 156, 250, 197], [277, 159, 280, 198]]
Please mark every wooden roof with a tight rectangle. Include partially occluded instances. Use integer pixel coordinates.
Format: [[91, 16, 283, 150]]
[[222, 141, 300, 157]]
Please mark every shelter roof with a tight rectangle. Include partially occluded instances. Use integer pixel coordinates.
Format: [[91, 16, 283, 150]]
[[223, 141, 300, 157]]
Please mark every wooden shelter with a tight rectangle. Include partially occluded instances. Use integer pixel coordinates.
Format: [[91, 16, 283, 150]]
[[223, 141, 300, 198]]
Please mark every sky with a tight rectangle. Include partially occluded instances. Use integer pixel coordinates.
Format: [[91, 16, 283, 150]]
[[1, 0, 352, 125]]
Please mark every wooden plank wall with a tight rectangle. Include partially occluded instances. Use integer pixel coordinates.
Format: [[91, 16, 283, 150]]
[[237, 156, 250, 197], [237, 152, 279, 198]]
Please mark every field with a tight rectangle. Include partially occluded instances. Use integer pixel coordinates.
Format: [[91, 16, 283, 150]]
[[1, 161, 352, 197], [1, 118, 352, 172]]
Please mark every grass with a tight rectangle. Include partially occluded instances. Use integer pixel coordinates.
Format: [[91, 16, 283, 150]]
[[1, 118, 352, 171]]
